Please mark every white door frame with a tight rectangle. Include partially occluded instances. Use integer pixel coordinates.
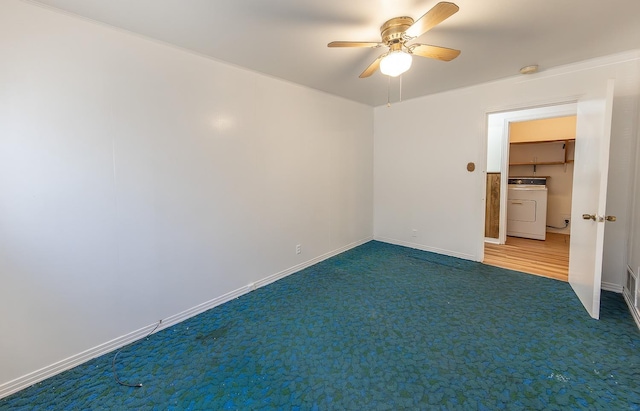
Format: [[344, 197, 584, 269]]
[[481, 102, 577, 255]]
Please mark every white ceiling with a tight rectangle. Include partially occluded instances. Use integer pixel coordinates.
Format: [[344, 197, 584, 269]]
[[29, 0, 640, 106]]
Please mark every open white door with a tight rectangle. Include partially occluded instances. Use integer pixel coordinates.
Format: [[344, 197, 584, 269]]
[[569, 79, 615, 319]]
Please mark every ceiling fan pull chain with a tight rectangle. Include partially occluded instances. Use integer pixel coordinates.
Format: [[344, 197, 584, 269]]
[[387, 75, 391, 107], [400, 74, 403, 102]]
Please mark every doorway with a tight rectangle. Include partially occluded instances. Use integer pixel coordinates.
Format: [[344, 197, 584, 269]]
[[483, 104, 577, 281]]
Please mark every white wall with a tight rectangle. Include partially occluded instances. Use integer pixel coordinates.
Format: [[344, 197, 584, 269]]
[[628, 99, 640, 277], [374, 51, 640, 280], [603, 83, 640, 291], [486, 115, 503, 173], [0, 0, 373, 391]]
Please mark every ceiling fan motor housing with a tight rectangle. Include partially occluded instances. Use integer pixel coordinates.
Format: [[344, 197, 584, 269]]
[[380, 17, 414, 44]]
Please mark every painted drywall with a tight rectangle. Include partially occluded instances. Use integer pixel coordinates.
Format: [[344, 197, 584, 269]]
[[0, 0, 373, 389], [626, 98, 640, 278], [374, 51, 640, 284], [486, 115, 504, 173], [601, 89, 639, 291], [509, 116, 577, 143]]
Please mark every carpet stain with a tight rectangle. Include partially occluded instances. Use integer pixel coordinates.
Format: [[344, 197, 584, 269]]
[[195, 322, 234, 343]]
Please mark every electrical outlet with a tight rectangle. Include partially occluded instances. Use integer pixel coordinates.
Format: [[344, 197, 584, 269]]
[[412, 229, 418, 238], [296, 244, 301, 255]]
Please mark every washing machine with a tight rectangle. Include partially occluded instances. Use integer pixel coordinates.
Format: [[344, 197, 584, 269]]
[[507, 177, 548, 240]]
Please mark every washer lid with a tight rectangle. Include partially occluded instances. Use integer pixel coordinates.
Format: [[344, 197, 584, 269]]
[[508, 185, 548, 190]]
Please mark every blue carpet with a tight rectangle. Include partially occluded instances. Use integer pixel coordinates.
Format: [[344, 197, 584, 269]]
[[2, 241, 640, 410]]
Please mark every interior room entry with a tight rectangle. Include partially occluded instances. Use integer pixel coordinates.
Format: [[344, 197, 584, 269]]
[[485, 104, 577, 244], [482, 80, 616, 319], [484, 112, 576, 281]]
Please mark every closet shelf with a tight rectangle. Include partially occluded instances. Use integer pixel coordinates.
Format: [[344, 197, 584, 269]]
[[509, 139, 575, 166]]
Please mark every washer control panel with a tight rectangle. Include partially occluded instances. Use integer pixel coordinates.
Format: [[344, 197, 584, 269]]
[[508, 177, 547, 186]]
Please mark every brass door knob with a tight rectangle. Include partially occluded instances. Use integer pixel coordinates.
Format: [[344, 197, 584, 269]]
[[605, 216, 617, 222], [582, 214, 596, 221]]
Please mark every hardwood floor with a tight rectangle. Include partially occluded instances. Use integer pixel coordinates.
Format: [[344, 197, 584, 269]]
[[483, 232, 570, 282]]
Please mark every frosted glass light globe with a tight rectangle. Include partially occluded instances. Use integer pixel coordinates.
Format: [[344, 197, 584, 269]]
[[380, 51, 412, 77]]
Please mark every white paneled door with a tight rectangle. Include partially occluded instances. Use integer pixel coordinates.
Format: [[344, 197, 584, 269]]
[[569, 79, 615, 319]]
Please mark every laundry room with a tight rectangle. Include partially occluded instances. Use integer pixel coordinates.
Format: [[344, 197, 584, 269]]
[[508, 116, 576, 237], [484, 110, 576, 280]]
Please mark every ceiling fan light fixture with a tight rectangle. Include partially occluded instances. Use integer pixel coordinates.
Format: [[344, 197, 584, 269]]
[[328, 2, 460, 79], [380, 51, 412, 77]]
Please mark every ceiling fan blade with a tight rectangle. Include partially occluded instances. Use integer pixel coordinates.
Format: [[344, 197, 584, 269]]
[[359, 55, 384, 78], [405, 2, 459, 38], [409, 44, 460, 61], [328, 41, 383, 48]]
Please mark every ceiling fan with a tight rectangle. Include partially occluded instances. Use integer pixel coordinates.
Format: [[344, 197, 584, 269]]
[[328, 2, 460, 78]]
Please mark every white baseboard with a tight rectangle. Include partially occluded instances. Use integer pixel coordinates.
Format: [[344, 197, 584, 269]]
[[0, 321, 164, 400], [0, 236, 372, 400], [255, 237, 373, 289], [374, 236, 475, 261], [601, 281, 623, 293]]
